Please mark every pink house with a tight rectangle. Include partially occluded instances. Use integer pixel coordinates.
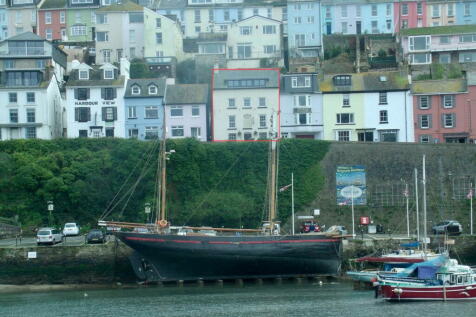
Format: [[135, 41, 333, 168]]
[[38, 0, 67, 41], [394, 1, 427, 32], [412, 78, 476, 143]]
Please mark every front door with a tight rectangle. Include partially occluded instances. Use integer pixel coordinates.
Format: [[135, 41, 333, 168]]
[[326, 22, 332, 35], [356, 21, 362, 34]]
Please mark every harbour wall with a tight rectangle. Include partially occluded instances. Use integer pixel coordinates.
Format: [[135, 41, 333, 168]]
[[1, 236, 475, 285]]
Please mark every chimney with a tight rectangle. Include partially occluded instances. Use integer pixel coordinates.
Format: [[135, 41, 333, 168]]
[[120, 58, 130, 80]]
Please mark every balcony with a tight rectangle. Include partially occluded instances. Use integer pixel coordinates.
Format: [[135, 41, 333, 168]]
[[1, 48, 47, 57]]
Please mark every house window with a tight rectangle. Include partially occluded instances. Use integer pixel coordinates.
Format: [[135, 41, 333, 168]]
[[145, 126, 159, 139], [102, 88, 116, 100], [459, 34, 476, 43], [128, 129, 139, 138], [156, 33, 162, 44], [129, 30, 136, 43], [238, 9, 243, 21], [71, 26, 86, 36], [341, 5, 347, 18], [60, 11, 65, 24], [27, 92, 35, 103], [192, 106, 200, 116], [259, 115, 266, 128], [103, 50, 111, 63], [45, 29, 52, 40], [337, 130, 350, 141], [145, 106, 159, 119], [448, 4, 455, 17], [76, 88, 89, 100], [128, 106, 137, 119], [432, 4, 440, 17], [443, 113, 455, 128], [343, 94, 350, 106], [25, 127, 36, 139], [104, 69, 114, 79], [253, 8, 259, 15], [228, 115, 236, 129], [4, 60, 15, 69], [240, 26, 252, 35], [411, 53, 431, 64], [295, 34, 305, 46], [10, 109, 18, 122], [326, 7, 331, 19], [379, 110, 388, 123], [103, 107, 116, 122], [191, 127, 201, 138], [356, 5, 361, 17], [341, 22, 347, 34], [237, 44, 251, 58], [129, 12, 143, 23], [371, 21, 378, 33], [96, 13, 107, 24], [402, 20, 408, 29], [379, 92, 388, 105], [156, 18, 161, 28], [386, 20, 391, 30], [417, 3, 423, 15], [379, 130, 398, 142], [263, 25, 276, 34], [443, 95, 455, 108], [9, 92, 17, 103], [148, 85, 158, 95], [386, 4, 391, 16], [243, 97, 251, 108], [420, 114, 431, 129], [96, 31, 109, 42], [45, 12, 52, 24], [131, 85, 140, 95], [402, 4, 408, 15], [228, 133, 236, 140], [259, 97, 266, 107], [440, 36, 450, 44], [409, 36, 430, 51], [336, 113, 354, 124], [294, 16, 302, 24], [209, 9, 214, 22], [420, 135, 431, 143], [79, 130, 88, 138], [194, 9, 200, 23], [75, 107, 90, 122], [244, 132, 253, 140], [371, 4, 377, 16], [419, 96, 430, 109], [465, 3, 471, 16], [79, 70, 89, 80], [291, 76, 311, 88], [130, 47, 136, 58], [228, 98, 236, 108], [296, 113, 310, 125], [171, 126, 184, 137], [170, 106, 183, 117], [333, 75, 351, 86], [282, 7, 287, 21]]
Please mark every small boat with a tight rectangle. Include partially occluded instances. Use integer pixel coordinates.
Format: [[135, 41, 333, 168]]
[[377, 255, 476, 301]]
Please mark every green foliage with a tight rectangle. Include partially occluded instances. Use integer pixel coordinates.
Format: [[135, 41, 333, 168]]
[[0, 139, 330, 230], [324, 45, 342, 60], [130, 61, 153, 79], [431, 63, 445, 80], [447, 63, 463, 79], [377, 49, 387, 57], [176, 59, 213, 84], [416, 73, 432, 81]]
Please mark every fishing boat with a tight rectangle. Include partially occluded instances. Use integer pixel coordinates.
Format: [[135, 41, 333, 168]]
[[377, 255, 476, 301], [100, 112, 343, 282]]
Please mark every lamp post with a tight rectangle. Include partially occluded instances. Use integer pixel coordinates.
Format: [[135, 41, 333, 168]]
[[47, 201, 54, 227], [145, 202, 151, 224]]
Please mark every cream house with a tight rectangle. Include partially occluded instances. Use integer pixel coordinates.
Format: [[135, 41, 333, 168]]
[[226, 15, 282, 68], [212, 69, 279, 141]]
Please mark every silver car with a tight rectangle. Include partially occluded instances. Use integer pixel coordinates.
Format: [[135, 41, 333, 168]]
[[37, 228, 64, 245]]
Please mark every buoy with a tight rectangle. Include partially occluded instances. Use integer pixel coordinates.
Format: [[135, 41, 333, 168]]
[[319, 280, 323, 286], [84, 293, 88, 297]]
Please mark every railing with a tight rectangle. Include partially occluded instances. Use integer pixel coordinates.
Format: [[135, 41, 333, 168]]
[[1, 48, 47, 56]]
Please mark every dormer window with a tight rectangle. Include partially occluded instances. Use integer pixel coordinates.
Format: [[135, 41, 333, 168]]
[[148, 85, 158, 95], [131, 85, 141, 95], [104, 69, 114, 80], [79, 70, 89, 80], [333, 75, 351, 86]]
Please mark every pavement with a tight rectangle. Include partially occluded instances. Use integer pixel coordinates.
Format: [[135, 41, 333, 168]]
[[0, 234, 115, 248]]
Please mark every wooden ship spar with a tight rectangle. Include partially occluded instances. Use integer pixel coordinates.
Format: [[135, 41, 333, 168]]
[[100, 113, 342, 282]]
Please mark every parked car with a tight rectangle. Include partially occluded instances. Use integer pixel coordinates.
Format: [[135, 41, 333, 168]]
[[63, 223, 80, 236], [37, 228, 63, 245], [326, 225, 348, 236], [300, 221, 321, 233], [432, 220, 462, 235], [86, 229, 106, 244]]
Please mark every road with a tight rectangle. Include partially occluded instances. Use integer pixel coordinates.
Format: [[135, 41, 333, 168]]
[[0, 234, 115, 248]]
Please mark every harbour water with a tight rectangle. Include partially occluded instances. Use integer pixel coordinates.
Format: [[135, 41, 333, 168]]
[[1, 282, 475, 317]]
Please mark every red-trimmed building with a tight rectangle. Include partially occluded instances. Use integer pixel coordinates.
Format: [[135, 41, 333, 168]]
[[38, 0, 68, 41], [394, 1, 427, 32], [412, 77, 476, 144]]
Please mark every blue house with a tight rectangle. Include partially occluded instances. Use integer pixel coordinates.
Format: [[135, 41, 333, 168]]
[[456, 1, 476, 25], [124, 78, 166, 140], [287, 0, 322, 57]]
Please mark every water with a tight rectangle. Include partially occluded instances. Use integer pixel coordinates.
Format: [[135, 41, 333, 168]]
[[1, 282, 475, 317]]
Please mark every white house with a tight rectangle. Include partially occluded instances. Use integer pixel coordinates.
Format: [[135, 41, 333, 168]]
[[65, 60, 129, 138], [212, 68, 280, 141]]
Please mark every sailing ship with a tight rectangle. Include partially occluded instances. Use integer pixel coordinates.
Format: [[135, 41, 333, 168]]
[[100, 113, 343, 282]]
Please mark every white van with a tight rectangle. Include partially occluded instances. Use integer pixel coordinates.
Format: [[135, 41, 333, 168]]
[[37, 228, 63, 245]]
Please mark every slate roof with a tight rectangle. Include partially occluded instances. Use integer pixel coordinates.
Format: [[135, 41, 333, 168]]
[[400, 25, 476, 37], [7, 32, 44, 41], [96, 0, 143, 12], [156, 0, 186, 9], [166, 84, 209, 105], [411, 79, 467, 95], [66, 66, 125, 87], [124, 78, 166, 98], [39, 0, 67, 10], [213, 69, 280, 89], [320, 71, 409, 93]]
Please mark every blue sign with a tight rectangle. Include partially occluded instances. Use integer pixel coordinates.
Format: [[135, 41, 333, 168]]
[[336, 165, 366, 206]]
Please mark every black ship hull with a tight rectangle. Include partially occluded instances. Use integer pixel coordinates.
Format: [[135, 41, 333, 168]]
[[117, 232, 342, 282]]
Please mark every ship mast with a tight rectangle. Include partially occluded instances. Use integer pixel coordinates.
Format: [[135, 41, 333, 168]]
[[268, 140, 277, 232], [156, 81, 168, 228]]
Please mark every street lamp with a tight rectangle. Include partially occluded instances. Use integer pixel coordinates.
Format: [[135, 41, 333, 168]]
[[145, 202, 151, 224], [47, 201, 54, 227]]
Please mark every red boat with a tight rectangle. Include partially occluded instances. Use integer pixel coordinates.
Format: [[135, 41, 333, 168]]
[[378, 256, 476, 301]]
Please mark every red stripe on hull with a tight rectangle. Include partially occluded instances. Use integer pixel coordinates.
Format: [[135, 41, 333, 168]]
[[381, 284, 476, 300]]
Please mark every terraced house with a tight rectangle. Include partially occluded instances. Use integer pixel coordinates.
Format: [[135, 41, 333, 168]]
[[38, 0, 68, 41], [321, 71, 413, 142], [0, 0, 8, 41], [7, 0, 40, 36], [0, 32, 66, 140], [65, 0, 100, 43], [393, 1, 427, 32], [287, 0, 321, 58]]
